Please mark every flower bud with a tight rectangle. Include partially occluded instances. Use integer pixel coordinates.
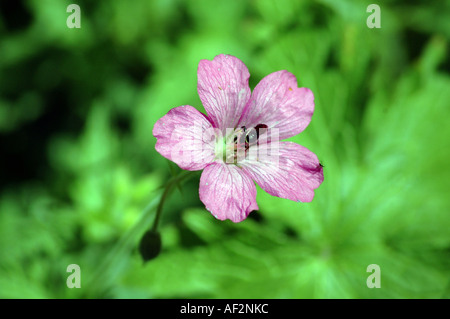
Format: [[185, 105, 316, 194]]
[[139, 230, 162, 263]]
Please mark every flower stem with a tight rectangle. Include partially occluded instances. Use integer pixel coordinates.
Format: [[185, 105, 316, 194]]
[[151, 169, 197, 231], [83, 169, 198, 297]]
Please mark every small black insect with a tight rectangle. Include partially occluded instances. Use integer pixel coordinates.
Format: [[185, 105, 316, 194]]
[[245, 127, 258, 144], [242, 124, 268, 146], [231, 124, 269, 162]]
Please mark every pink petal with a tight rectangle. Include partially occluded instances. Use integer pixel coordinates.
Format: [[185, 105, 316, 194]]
[[153, 105, 216, 171], [239, 70, 314, 140], [198, 54, 251, 132], [199, 162, 259, 222], [241, 142, 323, 203]]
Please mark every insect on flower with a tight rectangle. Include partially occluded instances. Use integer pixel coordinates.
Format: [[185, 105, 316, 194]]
[[232, 124, 268, 161], [153, 54, 324, 222]]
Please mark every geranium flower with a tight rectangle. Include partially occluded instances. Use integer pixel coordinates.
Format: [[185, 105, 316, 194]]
[[153, 54, 324, 222]]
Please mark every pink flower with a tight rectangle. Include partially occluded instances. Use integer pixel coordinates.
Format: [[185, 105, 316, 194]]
[[153, 54, 324, 223]]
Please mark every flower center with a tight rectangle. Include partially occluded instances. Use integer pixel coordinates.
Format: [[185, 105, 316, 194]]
[[215, 124, 268, 165]]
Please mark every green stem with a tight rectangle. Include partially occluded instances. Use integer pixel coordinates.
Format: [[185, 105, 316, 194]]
[[151, 170, 197, 231], [84, 169, 197, 297]]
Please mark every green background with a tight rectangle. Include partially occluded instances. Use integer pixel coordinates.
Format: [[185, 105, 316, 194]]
[[0, 0, 449, 298]]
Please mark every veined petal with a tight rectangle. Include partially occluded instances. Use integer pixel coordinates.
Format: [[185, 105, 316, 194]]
[[153, 105, 216, 171], [239, 70, 314, 140], [241, 142, 323, 203], [198, 54, 251, 133], [199, 162, 258, 222]]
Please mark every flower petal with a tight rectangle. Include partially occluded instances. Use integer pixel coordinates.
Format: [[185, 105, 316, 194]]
[[198, 54, 251, 132], [199, 162, 258, 222], [239, 70, 314, 140], [153, 105, 216, 171], [241, 142, 323, 202]]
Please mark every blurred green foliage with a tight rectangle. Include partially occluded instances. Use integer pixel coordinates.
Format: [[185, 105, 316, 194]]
[[0, 0, 449, 299]]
